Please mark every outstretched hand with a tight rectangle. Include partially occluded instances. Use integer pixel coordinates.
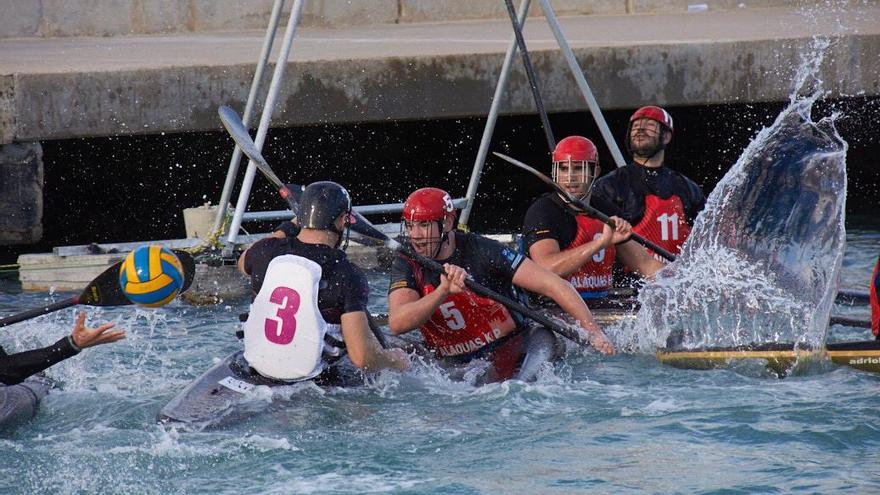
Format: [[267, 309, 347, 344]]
[[587, 329, 615, 355], [71, 311, 126, 349]]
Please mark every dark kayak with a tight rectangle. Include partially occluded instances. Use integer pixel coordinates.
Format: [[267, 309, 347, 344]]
[[657, 340, 880, 376], [160, 324, 565, 427], [157, 350, 365, 428], [0, 375, 54, 432]]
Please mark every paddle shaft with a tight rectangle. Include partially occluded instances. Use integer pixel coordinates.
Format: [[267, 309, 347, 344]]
[[503, 0, 555, 151], [493, 151, 677, 262], [829, 315, 872, 329], [0, 297, 78, 328]]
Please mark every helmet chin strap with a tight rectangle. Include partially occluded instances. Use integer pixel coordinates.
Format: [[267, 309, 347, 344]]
[[332, 213, 352, 251], [430, 220, 451, 259]]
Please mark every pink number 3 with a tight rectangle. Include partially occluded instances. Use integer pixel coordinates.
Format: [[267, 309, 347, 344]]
[[264, 286, 301, 344]]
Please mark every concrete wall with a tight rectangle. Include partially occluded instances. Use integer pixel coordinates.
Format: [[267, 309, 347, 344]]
[[0, 0, 399, 38], [0, 0, 858, 38], [0, 142, 43, 244], [7, 34, 878, 143]]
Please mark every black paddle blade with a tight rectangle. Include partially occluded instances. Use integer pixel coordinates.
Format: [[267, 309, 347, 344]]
[[1, 249, 198, 329], [78, 261, 132, 306], [218, 106, 295, 210], [79, 249, 195, 306], [175, 250, 196, 294]]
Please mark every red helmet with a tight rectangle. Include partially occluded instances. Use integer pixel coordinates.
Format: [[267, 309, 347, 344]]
[[630, 106, 673, 134], [402, 187, 455, 222], [552, 136, 598, 164]]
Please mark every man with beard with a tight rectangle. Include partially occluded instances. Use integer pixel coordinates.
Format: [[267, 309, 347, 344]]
[[522, 136, 664, 303], [388, 187, 613, 383], [593, 106, 705, 261]]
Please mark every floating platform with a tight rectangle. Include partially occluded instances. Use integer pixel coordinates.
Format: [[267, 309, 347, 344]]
[[17, 230, 514, 304]]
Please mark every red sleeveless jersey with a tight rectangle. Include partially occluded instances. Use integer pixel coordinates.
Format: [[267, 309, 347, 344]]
[[419, 285, 517, 357], [871, 258, 879, 337], [633, 194, 691, 261], [564, 215, 615, 296]]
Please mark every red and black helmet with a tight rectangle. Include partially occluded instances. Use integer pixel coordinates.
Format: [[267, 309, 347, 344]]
[[552, 136, 599, 164], [402, 187, 456, 222], [630, 106, 674, 134]]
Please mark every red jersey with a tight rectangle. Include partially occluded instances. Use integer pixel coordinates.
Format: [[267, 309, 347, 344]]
[[633, 194, 691, 261], [389, 232, 525, 358], [418, 284, 517, 357], [564, 215, 615, 296]]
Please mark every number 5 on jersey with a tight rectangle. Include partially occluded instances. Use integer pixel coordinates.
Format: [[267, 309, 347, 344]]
[[439, 301, 465, 330]]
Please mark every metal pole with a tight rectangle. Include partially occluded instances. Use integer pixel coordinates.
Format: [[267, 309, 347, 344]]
[[212, 0, 285, 234], [538, 0, 627, 169], [226, 0, 306, 246], [459, 0, 531, 228], [504, 0, 555, 151]]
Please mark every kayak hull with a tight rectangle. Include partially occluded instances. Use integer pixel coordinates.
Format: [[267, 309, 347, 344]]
[[657, 340, 880, 375], [158, 350, 363, 427], [0, 375, 54, 432]]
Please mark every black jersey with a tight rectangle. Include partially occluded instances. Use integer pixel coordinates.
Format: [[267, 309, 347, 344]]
[[0, 337, 79, 385], [592, 162, 705, 226], [521, 192, 622, 253], [243, 237, 368, 324], [389, 232, 524, 300]]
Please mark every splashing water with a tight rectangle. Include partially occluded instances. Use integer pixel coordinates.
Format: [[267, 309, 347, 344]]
[[617, 39, 848, 353]]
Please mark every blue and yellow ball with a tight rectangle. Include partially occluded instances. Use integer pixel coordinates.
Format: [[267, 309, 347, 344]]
[[119, 245, 185, 307]]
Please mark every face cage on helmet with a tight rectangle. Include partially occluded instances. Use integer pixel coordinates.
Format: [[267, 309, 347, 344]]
[[331, 210, 353, 251], [400, 217, 448, 259], [551, 158, 598, 192], [625, 120, 669, 159]]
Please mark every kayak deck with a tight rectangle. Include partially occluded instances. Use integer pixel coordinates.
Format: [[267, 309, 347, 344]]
[[657, 340, 880, 375]]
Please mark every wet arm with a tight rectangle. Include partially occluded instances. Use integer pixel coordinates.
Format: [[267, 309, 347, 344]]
[[388, 286, 448, 336], [511, 258, 614, 354], [615, 240, 665, 278], [512, 259, 599, 333], [237, 248, 250, 276], [340, 311, 408, 371], [529, 237, 607, 278], [0, 337, 79, 385]]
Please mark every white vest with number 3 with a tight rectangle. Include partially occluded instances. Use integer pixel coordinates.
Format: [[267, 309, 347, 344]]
[[243, 255, 332, 381]]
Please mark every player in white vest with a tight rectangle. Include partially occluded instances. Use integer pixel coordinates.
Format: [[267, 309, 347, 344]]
[[238, 181, 410, 381]]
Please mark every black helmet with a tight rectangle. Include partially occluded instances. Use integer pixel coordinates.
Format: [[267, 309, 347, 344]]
[[298, 181, 352, 233]]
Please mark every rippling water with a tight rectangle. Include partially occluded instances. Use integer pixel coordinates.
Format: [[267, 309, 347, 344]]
[[0, 220, 877, 494]]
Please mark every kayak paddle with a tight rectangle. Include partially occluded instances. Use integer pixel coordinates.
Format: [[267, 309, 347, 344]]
[[0, 250, 195, 328]]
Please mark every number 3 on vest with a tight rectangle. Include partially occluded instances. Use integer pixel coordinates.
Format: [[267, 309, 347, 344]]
[[265, 286, 301, 344]]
